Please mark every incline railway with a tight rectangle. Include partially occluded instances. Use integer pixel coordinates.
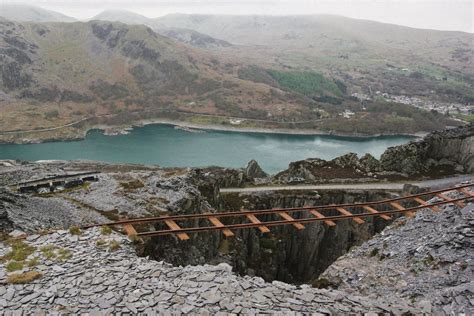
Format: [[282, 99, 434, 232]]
[[82, 183, 474, 241]]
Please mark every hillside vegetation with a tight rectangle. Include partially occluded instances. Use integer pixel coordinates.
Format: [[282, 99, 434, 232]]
[[0, 10, 469, 142], [267, 71, 344, 98], [157, 14, 474, 103], [0, 18, 312, 135]]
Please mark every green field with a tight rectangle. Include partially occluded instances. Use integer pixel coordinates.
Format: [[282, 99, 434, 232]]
[[267, 70, 343, 98]]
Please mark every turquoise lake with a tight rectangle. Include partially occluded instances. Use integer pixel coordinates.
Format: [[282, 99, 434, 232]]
[[0, 124, 415, 174]]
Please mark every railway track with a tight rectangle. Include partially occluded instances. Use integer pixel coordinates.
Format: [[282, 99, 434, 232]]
[[83, 183, 474, 240]]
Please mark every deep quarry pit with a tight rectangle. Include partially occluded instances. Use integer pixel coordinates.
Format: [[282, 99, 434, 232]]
[[141, 189, 398, 284]]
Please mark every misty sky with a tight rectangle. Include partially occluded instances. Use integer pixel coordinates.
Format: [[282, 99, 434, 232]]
[[1, 0, 473, 32]]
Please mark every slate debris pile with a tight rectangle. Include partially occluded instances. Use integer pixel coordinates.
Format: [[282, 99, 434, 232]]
[[322, 196, 473, 315], [0, 228, 419, 314]]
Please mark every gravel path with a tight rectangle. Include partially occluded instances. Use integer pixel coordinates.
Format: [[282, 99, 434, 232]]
[[220, 174, 474, 193]]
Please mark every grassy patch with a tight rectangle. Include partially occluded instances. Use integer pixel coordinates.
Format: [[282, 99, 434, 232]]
[[1, 240, 36, 262], [119, 179, 145, 191], [69, 226, 82, 235], [57, 248, 72, 261], [7, 271, 42, 284], [39, 245, 72, 262], [109, 240, 121, 251], [27, 257, 40, 267], [267, 70, 343, 97], [40, 245, 59, 260], [6, 261, 24, 272], [422, 254, 435, 266], [100, 226, 113, 235], [453, 113, 474, 123], [96, 239, 107, 247]]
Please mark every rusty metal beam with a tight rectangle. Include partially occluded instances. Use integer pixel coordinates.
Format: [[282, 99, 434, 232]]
[[81, 184, 473, 240], [336, 207, 364, 224], [82, 183, 473, 229], [277, 211, 305, 230], [163, 220, 190, 241], [413, 197, 441, 212], [309, 209, 336, 226], [246, 214, 270, 233], [208, 216, 234, 237], [362, 206, 391, 220], [436, 193, 465, 208], [135, 195, 472, 237], [458, 187, 474, 197], [122, 224, 137, 237], [390, 201, 414, 217]]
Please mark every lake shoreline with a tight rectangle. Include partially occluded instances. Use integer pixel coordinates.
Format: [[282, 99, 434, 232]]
[[0, 117, 426, 145], [100, 118, 427, 139], [0, 123, 416, 174]]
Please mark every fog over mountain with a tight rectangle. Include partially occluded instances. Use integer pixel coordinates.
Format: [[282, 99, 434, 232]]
[[1, 0, 472, 33], [0, 3, 76, 22]]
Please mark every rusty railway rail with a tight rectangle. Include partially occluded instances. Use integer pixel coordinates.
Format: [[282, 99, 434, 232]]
[[82, 183, 473, 240]]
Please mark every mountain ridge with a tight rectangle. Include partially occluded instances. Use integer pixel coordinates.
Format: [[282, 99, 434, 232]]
[[0, 7, 468, 143], [0, 4, 76, 22]]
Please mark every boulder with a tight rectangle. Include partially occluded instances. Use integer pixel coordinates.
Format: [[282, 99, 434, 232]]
[[245, 160, 268, 179]]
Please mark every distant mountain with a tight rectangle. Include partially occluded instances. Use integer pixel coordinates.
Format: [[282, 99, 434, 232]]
[[158, 27, 232, 48], [91, 10, 231, 48], [156, 14, 474, 102], [91, 10, 158, 27], [0, 4, 76, 22], [156, 14, 472, 49], [0, 19, 310, 134], [0, 13, 462, 140]]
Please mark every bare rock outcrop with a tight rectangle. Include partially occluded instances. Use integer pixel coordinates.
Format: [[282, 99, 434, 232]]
[[321, 196, 473, 314], [380, 123, 473, 175], [244, 159, 268, 179], [274, 124, 473, 183]]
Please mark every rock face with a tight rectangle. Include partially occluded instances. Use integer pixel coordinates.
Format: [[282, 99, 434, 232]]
[[274, 153, 381, 183], [144, 187, 396, 283], [275, 124, 473, 183], [0, 227, 419, 314], [322, 196, 474, 315], [0, 189, 14, 232], [244, 159, 268, 179], [380, 123, 474, 175]]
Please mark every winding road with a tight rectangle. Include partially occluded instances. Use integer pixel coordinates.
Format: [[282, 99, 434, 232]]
[[0, 117, 91, 135], [0, 110, 324, 136]]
